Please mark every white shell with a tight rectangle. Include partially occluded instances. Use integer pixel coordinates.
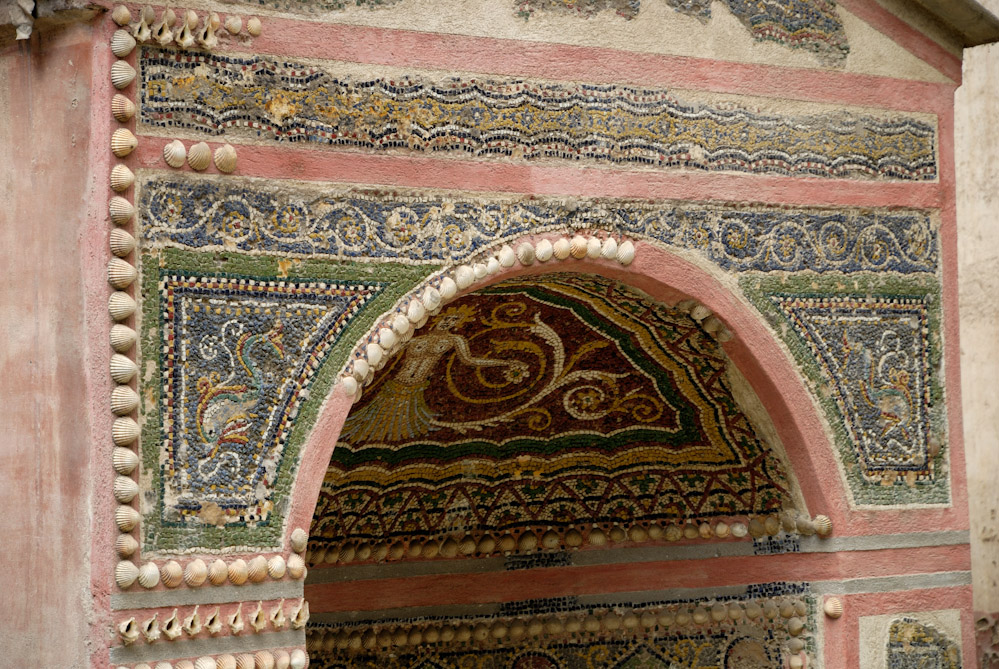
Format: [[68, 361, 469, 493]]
[[112, 5, 131, 26], [110, 353, 137, 383], [108, 258, 137, 289], [290, 650, 306, 669], [350, 358, 369, 381], [110, 324, 137, 352], [163, 140, 187, 168], [115, 533, 138, 557], [111, 128, 138, 157], [287, 553, 306, 579], [486, 257, 501, 274], [270, 601, 287, 630], [195, 658, 216, 669], [113, 446, 138, 475], [161, 560, 183, 588], [406, 299, 426, 324], [118, 617, 140, 645], [570, 235, 588, 259], [175, 13, 195, 48], [421, 286, 441, 311], [111, 61, 137, 89], [731, 522, 748, 538], [111, 94, 136, 123], [246, 16, 262, 36], [365, 342, 383, 368], [113, 475, 138, 503], [254, 652, 275, 669], [133, 6, 155, 42], [377, 327, 396, 350], [112, 416, 139, 446], [110, 164, 135, 193], [690, 304, 712, 322], [228, 606, 245, 635], [153, 9, 176, 46], [214, 143, 237, 173], [225, 15, 242, 34], [109, 228, 136, 258], [138, 561, 160, 588], [115, 504, 140, 531], [553, 237, 570, 260], [291, 527, 308, 552], [208, 559, 228, 585], [813, 514, 833, 537], [472, 262, 487, 280], [111, 29, 136, 57], [455, 265, 474, 289], [438, 277, 457, 301], [535, 238, 553, 262], [187, 142, 211, 171], [267, 555, 287, 579], [601, 237, 618, 259], [516, 242, 535, 265], [183, 606, 202, 636], [341, 375, 358, 397], [617, 240, 636, 265], [248, 555, 268, 583], [587, 236, 602, 258], [228, 558, 249, 585], [185, 558, 208, 587], [115, 560, 139, 588], [110, 384, 139, 415], [109, 291, 136, 321], [823, 596, 843, 619], [498, 244, 516, 267], [109, 196, 135, 225]]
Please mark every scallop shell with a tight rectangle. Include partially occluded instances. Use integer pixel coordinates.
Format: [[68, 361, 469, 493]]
[[455, 264, 474, 289], [107, 258, 137, 289], [111, 29, 136, 57], [208, 559, 228, 585], [109, 196, 135, 226], [195, 658, 216, 669], [110, 353, 138, 384], [163, 139, 187, 168], [517, 530, 538, 552], [378, 326, 396, 349], [564, 528, 583, 547], [541, 529, 560, 550], [406, 299, 426, 324], [600, 236, 618, 259], [115, 533, 139, 557], [110, 384, 139, 415], [609, 526, 626, 542], [290, 650, 307, 669], [709, 604, 725, 622], [137, 561, 160, 588], [246, 16, 262, 36], [341, 375, 358, 397], [161, 560, 183, 588], [184, 558, 208, 587], [535, 238, 553, 262], [109, 164, 135, 193], [496, 533, 514, 553], [748, 517, 766, 538], [364, 342, 383, 368], [665, 524, 682, 541], [438, 276, 457, 301], [421, 286, 441, 311], [569, 235, 588, 259], [187, 142, 211, 171], [823, 597, 843, 619], [473, 262, 487, 280], [290, 527, 308, 553], [113, 475, 138, 503], [476, 535, 496, 554], [115, 504, 140, 531], [111, 60, 137, 89], [228, 558, 248, 585], [698, 522, 713, 539], [683, 524, 699, 539], [690, 304, 712, 322], [267, 555, 287, 579], [214, 143, 237, 173], [459, 535, 476, 555], [497, 244, 516, 267], [247, 555, 268, 583], [744, 601, 762, 619], [109, 229, 136, 259], [110, 324, 137, 353], [552, 237, 570, 260], [616, 239, 636, 265], [115, 560, 139, 588], [731, 522, 748, 538], [111, 128, 138, 157], [254, 652, 275, 669], [112, 5, 131, 26], [236, 654, 255, 669], [112, 416, 140, 446], [587, 236, 602, 258], [516, 242, 535, 265], [111, 94, 136, 123], [484, 256, 500, 275], [587, 527, 607, 546], [813, 514, 832, 537], [787, 616, 805, 636], [714, 521, 729, 538], [789, 657, 804, 669], [225, 15, 242, 34], [420, 540, 439, 558]]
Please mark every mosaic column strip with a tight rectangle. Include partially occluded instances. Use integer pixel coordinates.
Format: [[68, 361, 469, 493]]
[[137, 48, 936, 180]]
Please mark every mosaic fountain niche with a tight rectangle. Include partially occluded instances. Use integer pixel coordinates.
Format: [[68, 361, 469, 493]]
[[302, 271, 825, 669]]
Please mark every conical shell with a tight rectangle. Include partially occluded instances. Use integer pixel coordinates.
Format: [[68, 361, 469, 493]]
[[208, 559, 228, 585], [116, 560, 140, 588], [109, 196, 135, 225], [108, 258, 137, 289], [110, 353, 137, 383], [552, 237, 570, 260], [187, 142, 211, 171], [110, 324, 137, 352], [111, 60, 137, 89], [111, 128, 138, 158], [111, 29, 136, 57], [535, 238, 553, 262], [110, 228, 136, 258], [228, 558, 248, 585], [110, 164, 135, 193], [570, 235, 588, 259], [153, 9, 176, 46], [267, 555, 286, 579], [246, 16, 262, 36], [617, 240, 636, 265], [225, 15, 242, 34], [287, 553, 305, 579], [247, 555, 268, 583], [112, 95, 136, 123], [214, 143, 237, 173], [113, 475, 138, 503], [115, 533, 138, 557], [112, 416, 140, 446], [112, 446, 138, 475], [438, 277, 457, 301], [110, 384, 139, 415], [115, 504, 140, 531], [290, 527, 308, 553], [109, 291, 136, 321], [112, 5, 131, 26], [516, 242, 535, 265], [183, 558, 208, 587], [161, 560, 183, 588], [163, 139, 186, 168]]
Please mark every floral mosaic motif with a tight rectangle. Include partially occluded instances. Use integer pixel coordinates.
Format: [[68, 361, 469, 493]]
[[887, 619, 962, 669], [141, 176, 938, 275], [156, 273, 385, 529], [769, 295, 934, 484], [138, 48, 935, 181], [311, 274, 793, 550]]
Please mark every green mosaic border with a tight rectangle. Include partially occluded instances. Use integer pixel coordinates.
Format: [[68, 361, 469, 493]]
[[740, 272, 948, 506], [139, 247, 437, 552]]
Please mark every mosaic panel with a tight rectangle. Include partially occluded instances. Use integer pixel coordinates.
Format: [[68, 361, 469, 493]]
[[138, 48, 936, 181], [140, 248, 435, 550], [311, 274, 794, 552], [887, 618, 962, 668], [140, 176, 939, 274]]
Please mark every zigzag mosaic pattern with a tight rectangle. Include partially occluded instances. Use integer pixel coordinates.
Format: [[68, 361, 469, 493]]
[[138, 48, 935, 180]]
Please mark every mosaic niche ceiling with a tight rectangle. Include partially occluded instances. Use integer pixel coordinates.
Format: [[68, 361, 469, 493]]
[[311, 273, 796, 559]]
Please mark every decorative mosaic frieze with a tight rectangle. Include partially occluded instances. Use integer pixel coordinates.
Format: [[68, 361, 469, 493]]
[[140, 176, 939, 274], [140, 249, 436, 550], [138, 48, 936, 180], [888, 618, 962, 668]]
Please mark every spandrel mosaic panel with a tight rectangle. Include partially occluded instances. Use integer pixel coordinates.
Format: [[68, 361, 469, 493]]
[[137, 48, 936, 180]]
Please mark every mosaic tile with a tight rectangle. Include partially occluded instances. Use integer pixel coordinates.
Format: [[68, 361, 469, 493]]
[[140, 175, 939, 274], [887, 618, 961, 668], [138, 47, 935, 180]]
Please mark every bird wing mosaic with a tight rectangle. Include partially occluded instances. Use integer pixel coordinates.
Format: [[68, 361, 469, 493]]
[[311, 274, 795, 554]]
